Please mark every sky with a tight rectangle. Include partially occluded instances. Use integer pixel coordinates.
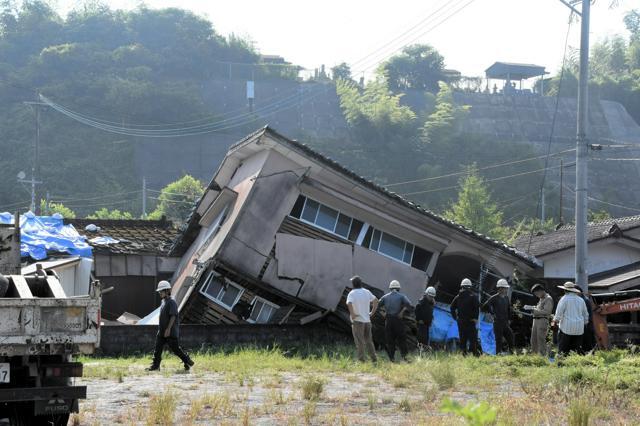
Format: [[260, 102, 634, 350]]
[[57, 0, 634, 79]]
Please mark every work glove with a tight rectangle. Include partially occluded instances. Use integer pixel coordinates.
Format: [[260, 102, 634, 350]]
[[523, 305, 534, 310]]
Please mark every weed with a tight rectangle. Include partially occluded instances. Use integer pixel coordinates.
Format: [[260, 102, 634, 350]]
[[69, 413, 82, 426], [240, 406, 251, 426], [367, 392, 376, 411], [429, 361, 456, 389], [300, 375, 325, 400], [302, 401, 317, 425], [146, 389, 177, 426], [399, 397, 412, 412], [441, 398, 497, 425], [267, 389, 286, 405], [568, 398, 593, 426]]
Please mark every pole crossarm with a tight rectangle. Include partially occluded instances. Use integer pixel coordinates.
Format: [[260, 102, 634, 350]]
[[558, 0, 582, 16]]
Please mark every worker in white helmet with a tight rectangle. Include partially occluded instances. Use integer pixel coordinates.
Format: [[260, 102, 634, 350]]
[[147, 280, 194, 372], [378, 280, 413, 361], [482, 278, 515, 355], [450, 278, 480, 356], [415, 286, 437, 348]]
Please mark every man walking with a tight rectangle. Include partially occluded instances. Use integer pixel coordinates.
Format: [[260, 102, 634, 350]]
[[451, 278, 480, 356], [415, 286, 436, 348], [482, 279, 514, 354], [346, 275, 378, 362], [379, 280, 412, 362], [552, 281, 589, 355], [147, 280, 194, 372], [523, 283, 554, 356]]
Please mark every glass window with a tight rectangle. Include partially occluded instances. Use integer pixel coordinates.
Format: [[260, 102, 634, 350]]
[[403, 243, 414, 264], [335, 213, 352, 238], [362, 227, 373, 248], [348, 219, 364, 242], [249, 298, 279, 324], [378, 232, 406, 261], [371, 230, 381, 251], [290, 195, 305, 219], [301, 199, 319, 223], [316, 205, 339, 231], [411, 246, 433, 272], [203, 275, 224, 299], [200, 273, 244, 310]]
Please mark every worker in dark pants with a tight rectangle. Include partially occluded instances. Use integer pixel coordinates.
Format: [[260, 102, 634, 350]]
[[577, 288, 596, 353], [482, 279, 515, 355], [147, 280, 194, 372], [553, 282, 589, 355], [379, 280, 412, 362], [415, 286, 436, 349], [451, 278, 480, 356]]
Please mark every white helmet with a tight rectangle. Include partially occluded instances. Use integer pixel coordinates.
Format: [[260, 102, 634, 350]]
[[425, 287, 436, 297], [496, 279, 510, 289], [461, 278, 472, 287], [389, 280, 401, 290], [156, 280, 171, 292]]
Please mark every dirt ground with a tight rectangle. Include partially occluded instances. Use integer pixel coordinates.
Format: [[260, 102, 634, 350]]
[[76, 368, 439, 425]]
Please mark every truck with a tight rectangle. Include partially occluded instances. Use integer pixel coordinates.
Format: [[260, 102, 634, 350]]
[[1, 221, 101, 426]]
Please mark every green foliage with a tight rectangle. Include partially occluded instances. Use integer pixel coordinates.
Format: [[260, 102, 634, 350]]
[[300, 375, 324, 401], [568, 398, 593, 426], [330, 62, 352, 82], [445, 166, 507, 240], [422, 82, 469, 144], [440, 398, 497, 426], [380, 44, 451, 93], [40, 199, 76, 218], [149, 175, 204, 223], [86, 208, 133, 220], [0, 1, 284, 215], [588, 209, 612, 222]]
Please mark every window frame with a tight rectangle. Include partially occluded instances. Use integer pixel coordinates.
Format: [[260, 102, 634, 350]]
[[292, 195, 359, 241], [246, 296, 280, 324], [199, 271, 245, 311]]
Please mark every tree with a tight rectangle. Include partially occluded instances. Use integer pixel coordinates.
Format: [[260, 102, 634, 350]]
[[588, 209, 612, 222], [149, 175, 204, 223], [86, 208, 133, 220], [331, 62, 353, 82], [379, 44, 450, 93], [421, 82, 469, 144], [444, 166, 507, 240], [40, 199, 76, 218]]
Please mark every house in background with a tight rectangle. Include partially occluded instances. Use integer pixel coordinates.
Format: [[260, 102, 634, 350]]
[[514, 216, 640, 294], [165, 126, 539, 327], [66, 218, 181, 320]]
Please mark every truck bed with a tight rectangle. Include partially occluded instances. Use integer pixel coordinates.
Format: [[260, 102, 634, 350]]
[[0, 275, 100, 356]]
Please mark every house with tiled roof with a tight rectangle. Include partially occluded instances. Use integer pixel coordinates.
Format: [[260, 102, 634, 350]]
[[66, 218, 181, 319], [161, 126, 540, 329], [513, 215, 640, 293]]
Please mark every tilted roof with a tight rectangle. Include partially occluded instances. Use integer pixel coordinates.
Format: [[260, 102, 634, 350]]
[[485, 62, 547, 80], [172, 126, 540, 267], [513, 215, 640, 257], [66, 218, 179, 256]]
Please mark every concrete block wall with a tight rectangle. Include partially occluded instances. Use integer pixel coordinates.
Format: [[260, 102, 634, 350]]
[[98, 324, 350, 356]]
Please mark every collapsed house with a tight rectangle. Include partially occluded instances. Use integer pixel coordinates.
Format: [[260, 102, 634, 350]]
[[163, 126, 539, 330]]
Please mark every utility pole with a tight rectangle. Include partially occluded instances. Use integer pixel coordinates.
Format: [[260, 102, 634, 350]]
[[559, 0, 590, 292], [23, 97, 47, 214], [142, 176, 147, 218], [559, 159, 564, 224], [575, 0, 590, 293], [541, 187, 546, 223]]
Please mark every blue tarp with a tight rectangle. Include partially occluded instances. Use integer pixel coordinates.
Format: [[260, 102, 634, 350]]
[[0, 212, 92, 260], [426, 303, 496, 355]]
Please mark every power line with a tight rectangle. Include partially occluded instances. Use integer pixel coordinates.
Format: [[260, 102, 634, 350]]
[[52, 190, 142, 203], [385, 148, 576, 188], [400, 163, 572, 196]]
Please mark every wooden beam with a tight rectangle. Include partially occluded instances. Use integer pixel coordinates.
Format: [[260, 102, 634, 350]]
[[10, 276, 33, 298], [45, 276, 67, 298]]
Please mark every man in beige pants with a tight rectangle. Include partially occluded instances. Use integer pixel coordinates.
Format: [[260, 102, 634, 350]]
[[346, 276, 379, 362], [524, 283, 554, 356]]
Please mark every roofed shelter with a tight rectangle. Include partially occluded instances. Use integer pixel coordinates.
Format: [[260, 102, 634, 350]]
[[485, 62, 547, 95]]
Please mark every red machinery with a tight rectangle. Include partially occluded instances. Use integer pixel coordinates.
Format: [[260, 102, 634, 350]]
[[592, 291, 640, 349]]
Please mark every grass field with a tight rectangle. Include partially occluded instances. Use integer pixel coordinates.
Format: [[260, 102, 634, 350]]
[[73, 346, 640, 425]]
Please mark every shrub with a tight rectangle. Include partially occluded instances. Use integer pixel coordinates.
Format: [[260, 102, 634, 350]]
[[430, 361, 456, 389], [300, 375, 325, 401], [441, 398, 497, 426]]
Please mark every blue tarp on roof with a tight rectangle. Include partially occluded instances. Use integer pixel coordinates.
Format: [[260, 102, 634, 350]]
[[0, 212, 92, 260], [426, 303, 496, 355]]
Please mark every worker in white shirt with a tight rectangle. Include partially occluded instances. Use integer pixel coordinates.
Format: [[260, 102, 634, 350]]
[[346, 275, 379, 362], [552, 282, 589, 355]]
